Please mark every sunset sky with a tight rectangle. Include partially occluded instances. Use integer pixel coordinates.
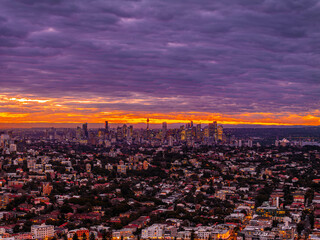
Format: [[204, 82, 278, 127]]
[[0, 0, 319, 127]]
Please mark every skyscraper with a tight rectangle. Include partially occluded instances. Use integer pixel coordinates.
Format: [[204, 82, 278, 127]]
[[208, 123, 215, 138], [217, 125, 223, 141], [213, 121, 218, 140], [162, 122, 167, 134], [105, 121, 109, 132], [146, 118, 150, 139], [196, 124, 201, 139], [82, 123, 88, 138]]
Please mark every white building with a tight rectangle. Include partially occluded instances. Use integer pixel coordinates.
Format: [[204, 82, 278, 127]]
[[31, 224, 54, 239], [9, 144, 17, 152], [141, 224, 166, 239]]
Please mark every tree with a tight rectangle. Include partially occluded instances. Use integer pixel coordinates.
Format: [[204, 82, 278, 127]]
[[60, 203, 73, 214], [305, 189, 314, 206], [82, 233, 87, 240], [73, 234, 79, 240], [89, 233, 95, 240], [297, 222, 304, 236], [190, 230, 195, 240], [13, 225, 20, 233], [310, 212, 315, 229]]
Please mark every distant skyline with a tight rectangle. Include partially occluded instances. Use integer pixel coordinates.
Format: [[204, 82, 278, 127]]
[[0, 122, 318, 130], [0, 0, 319, 126]]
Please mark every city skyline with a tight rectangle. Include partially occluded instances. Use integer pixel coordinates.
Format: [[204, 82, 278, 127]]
[[1, 0, 320, 127]]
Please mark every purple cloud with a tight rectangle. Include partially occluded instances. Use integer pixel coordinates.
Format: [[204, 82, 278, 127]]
[[0, 0, 319, 115]]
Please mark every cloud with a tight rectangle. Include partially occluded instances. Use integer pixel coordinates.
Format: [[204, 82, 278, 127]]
[[0, 0, 319, 124]]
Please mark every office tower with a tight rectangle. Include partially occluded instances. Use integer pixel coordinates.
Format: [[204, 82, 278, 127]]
[[82, 123, 88, 138], [122, 124, 128, 138], [128, 125, 133, 138], [204, 128, 209, 138], [213, 121, 218, 140], [213, 121, 217, 129], [116, 126, 123, 140], [105, 121, 109, 132], [196, 124, 202, 140], [191, 126, 196, 139], [208, 123, 215, 138], [162, 122, 167, 132], [186, 121, 193, 129], [162, 122, 167, 139], [217, 125, 223, 141], [180, 129, 186, 141], [76, 127, 82, 140], [196, 124, 201, 132], [147, 118, 149, 130], [186, 129, 192, 140]]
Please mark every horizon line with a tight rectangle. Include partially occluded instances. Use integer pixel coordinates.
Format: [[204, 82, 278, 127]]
[[0, 122, 319, 129]]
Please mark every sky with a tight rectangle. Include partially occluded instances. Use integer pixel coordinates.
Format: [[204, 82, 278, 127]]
[[0, 0, 320, 127]]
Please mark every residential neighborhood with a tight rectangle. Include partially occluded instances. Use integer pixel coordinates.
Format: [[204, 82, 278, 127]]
[[0, 124, 320, 240]]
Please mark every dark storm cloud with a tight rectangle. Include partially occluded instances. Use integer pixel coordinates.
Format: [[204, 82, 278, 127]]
[[0, 0, 319, 114]]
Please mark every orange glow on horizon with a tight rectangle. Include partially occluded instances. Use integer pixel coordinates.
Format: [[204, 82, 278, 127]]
[[0, 94, 319, 127], [0, 111, 319, 127]]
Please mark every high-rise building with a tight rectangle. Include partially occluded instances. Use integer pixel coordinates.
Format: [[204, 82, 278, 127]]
[[116, 126, 123, 140], [208, 123, 215, 138], [82, 123, 88, 139], [217, 125, 223, 141], [105, 121, 109, 132], [213, 121, 218, 140], [122, 124, 128, 138], [196, 124, 201, 139], [128, 125, 133, 138], [76, 127, 82, 140], [204, 128, 209, 138], [180, 130, 186, 141], [162, 122, 167, 139], [186, 121, 193, 129]]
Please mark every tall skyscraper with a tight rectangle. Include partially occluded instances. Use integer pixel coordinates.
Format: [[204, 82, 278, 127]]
[[82, 123, 88, 138], [208, 123, 215, 138], [162, 122, 167, 133], [76, 127, 82, 140], [213, 121, 218, 140], [196, 124, 201, 139], [105, 121, 109, 132], [217, 125, 223, 141], [147, 118, 149, 130], [122, 124, 127, 138], [128, 125, 133, 138]]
